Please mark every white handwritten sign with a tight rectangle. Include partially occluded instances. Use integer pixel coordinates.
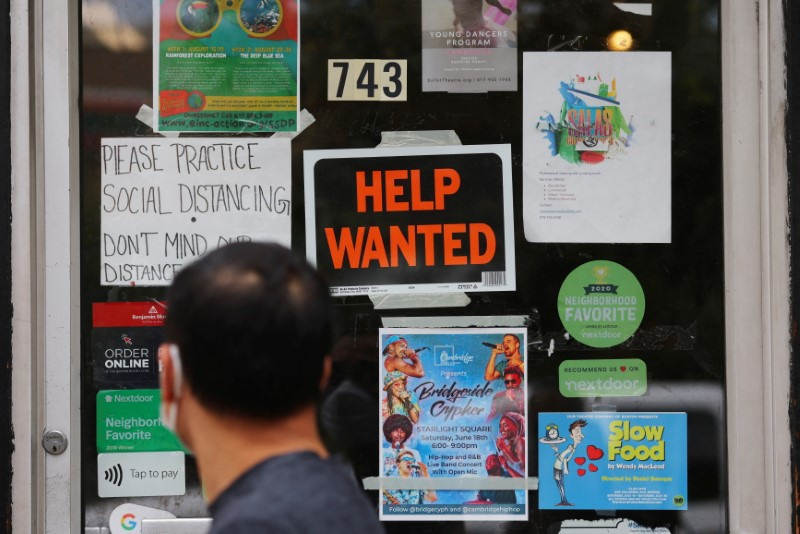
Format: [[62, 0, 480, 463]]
[[100, 138, 291, 286]]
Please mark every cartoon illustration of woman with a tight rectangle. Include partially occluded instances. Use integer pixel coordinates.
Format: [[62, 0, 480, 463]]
[[382, 414, 422, 475], [495, 412, 525, 477], [381, 371, 421, 423]]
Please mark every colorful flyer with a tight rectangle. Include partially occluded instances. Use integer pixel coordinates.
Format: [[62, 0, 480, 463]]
[[101, 138, 291, 286], [379, 328, 528, 521], [97, 389, 184, 453], [153, 0, 299, 133], [557, 260, 645, 348], [538, 412, 687, 510], [522, 52, 671, 243], [304, 145, 516, 296], [93, 302, 167, 388], [422, 0, 517, 92]]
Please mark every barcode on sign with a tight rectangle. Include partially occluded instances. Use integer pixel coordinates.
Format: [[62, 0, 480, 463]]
[[481, 271, 506, 287]]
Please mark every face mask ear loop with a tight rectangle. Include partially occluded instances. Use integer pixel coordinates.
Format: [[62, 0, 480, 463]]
[[169, 344, 183, 398], [160, 344, 185, 438]]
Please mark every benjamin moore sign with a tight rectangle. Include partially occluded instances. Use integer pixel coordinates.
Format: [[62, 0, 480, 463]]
[[92, 302, 167, 388]]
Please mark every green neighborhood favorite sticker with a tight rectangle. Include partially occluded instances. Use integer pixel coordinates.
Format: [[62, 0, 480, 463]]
[[558, 260, 645, 348], [559, 358, 647, 397], [96, 389, 183, 453]]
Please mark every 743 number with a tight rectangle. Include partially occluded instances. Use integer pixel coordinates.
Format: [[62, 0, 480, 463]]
[[328, 59, 407, 101]]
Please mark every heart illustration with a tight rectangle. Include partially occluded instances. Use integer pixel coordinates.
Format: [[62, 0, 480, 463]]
[[587, 445, 604, 460], [620, 366, 627, 372], [577, 469, 587, 477], [589, 464, 598, 472], [574, 457, 586, 465]]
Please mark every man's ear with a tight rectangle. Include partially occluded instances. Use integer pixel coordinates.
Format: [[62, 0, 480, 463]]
[[319, 355, 333, 391], [159, 343, 178, 402]]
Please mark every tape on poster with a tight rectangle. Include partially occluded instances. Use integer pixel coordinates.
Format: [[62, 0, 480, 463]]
[[136, 105, 179, 138], [272, 109, 316, 139], [362, 476, 537, 491], [135, 106, 315, 139], [368, 130, 470, 310]]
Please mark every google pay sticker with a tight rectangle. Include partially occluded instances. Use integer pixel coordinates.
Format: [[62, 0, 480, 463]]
[[558, 260, 645, 348], [559, 359, 647, 397], [97, 389, 184, 453], [109, 503, 175, 534]]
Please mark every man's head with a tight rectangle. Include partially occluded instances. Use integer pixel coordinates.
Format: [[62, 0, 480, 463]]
[[395, 449, 417, 476], [501, 334, 521, 358], [163, 242, 333, 420], [383, 414, 413, 447], [569, 419, 588, 443], [383, 337, 408, 358], [502, 366, 523, 389], [485, 453, 503, 476]]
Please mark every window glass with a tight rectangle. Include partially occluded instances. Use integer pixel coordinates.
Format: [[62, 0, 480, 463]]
[[81, 1, 726, 531]]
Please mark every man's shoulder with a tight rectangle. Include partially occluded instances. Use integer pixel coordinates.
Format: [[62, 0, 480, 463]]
[[211, 452, 384, 533], [210, 516, 293, 534]]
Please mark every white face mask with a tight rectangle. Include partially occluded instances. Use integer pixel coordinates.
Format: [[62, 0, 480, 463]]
[[160, 344, 185, 441]]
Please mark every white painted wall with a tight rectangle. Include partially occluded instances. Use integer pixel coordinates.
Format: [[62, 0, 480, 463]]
[[11, 0, 81, 532], [722, 0, 791, 532]]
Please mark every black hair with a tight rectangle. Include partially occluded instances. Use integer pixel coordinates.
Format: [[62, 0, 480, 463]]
[[569, 419, 588, 433], [164, 242, 333, 419], [504, 333, 521, 346], [382, 414, 413, 443], [503, 366, 523, 380]]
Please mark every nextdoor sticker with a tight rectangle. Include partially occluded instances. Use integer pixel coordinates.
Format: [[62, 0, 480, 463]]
[[558, 260, 645, 348], [97, 389, 184, 453], [559, 359, 647, 397]]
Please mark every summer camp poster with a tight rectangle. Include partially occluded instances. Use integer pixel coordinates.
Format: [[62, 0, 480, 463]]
[[421, 0, 517, 92], [304, 145, 516, 297], [153, 0, 299, 133], [379, 328, 528, 521], [522, 52, 671, 243], [538, 412, 688, 510]]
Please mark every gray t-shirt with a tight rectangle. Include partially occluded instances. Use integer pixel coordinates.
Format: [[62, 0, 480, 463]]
[[209, 452, 384, 534]]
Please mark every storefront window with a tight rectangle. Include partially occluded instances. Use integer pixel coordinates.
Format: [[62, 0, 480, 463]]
[[81, 1, 726, 531]]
